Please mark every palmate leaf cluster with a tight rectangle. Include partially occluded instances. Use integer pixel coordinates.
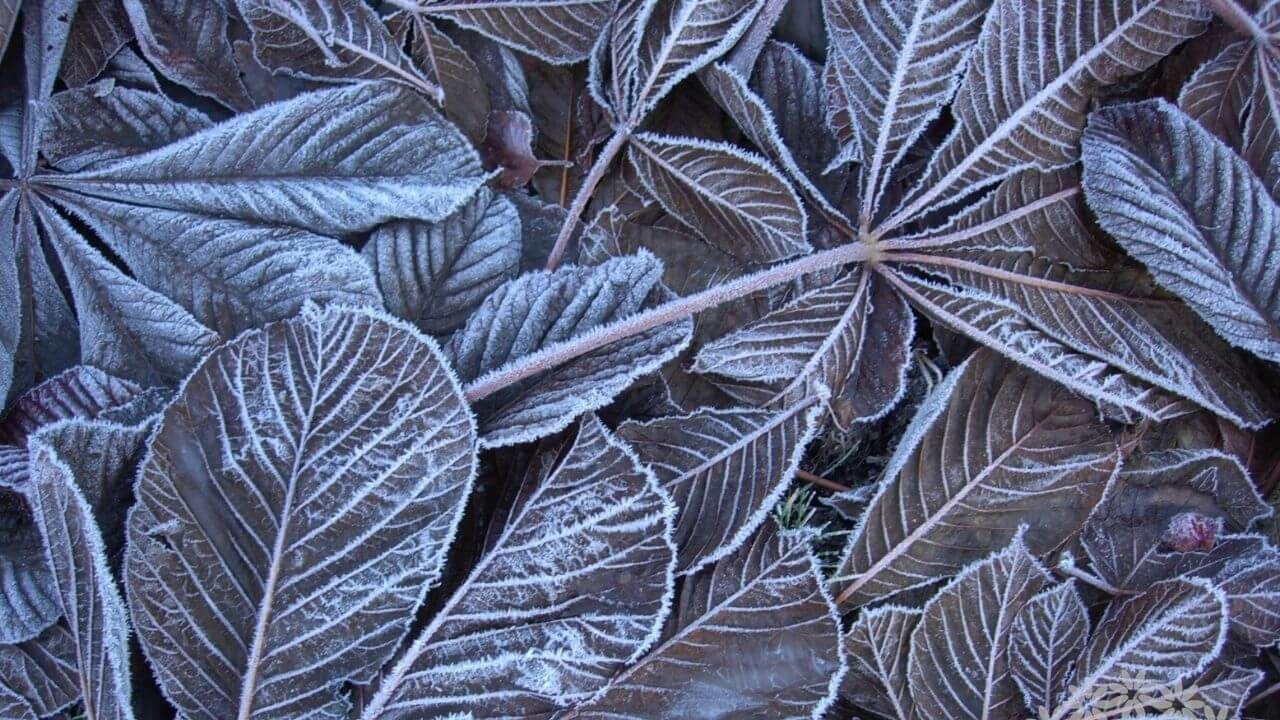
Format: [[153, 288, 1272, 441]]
[[0, 0, 1279, 719]]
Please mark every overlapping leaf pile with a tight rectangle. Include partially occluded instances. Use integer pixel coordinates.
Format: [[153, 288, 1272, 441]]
[[1, 0, 1279, 718]]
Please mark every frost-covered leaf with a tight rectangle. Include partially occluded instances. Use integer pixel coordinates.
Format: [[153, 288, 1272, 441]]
[[822, 0, 989, 219], [60, 0, 132, 88], [52, 82, 484, 235], [27, 437, 135, 720], [35, 203, 218, 387], [695, 269, 913, 426], [0, 448, 59, 645], [1187, 649, 1265, 720], [0, 623, 79, 718], [53, 192, 380, 337], [450, 254, 692, 446], [700, 61, 843, 218], [364, 188, 520, 336], [0, 366, 141, 447], [840, 605, 919, 720], [1083, 99, 1280, 364], [890, 0, 1210, 227], [406, 0, 613, 65], [1082, 449, 1270, 591], [0, 0, 17, 64], [359, 416, 675, 719], [1212, 547, 1280, 648], [7, 197, 79, 389], [628, 133, 810, 262], [0, 193, 18, 405], [908, 537, 1050, 720], [1046, 578, 1228, 720], [749, 41, 839, 188], [0, 687, 32, 720], [616, 398, 822, 572], [608, 0, 762, 123], [123, 0, 254, 110], [835, 349, 1117, 607], [896, 168, 1111, 269], [566, 522, 845, 719], [41, 83, 212, 172], [1009, 581, 1089, 712], [236, 0, 440, 99], [21, 0, 80, 175], [1178, 40, 1253, 147], [124, 305, 477, 720], [391, 12, 489, 144], [889, 267, 1272, 427]]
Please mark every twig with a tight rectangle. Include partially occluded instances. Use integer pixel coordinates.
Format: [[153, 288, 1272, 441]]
[[796, 469, 852, 493]]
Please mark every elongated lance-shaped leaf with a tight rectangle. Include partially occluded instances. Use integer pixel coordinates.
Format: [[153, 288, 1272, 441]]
[[920, 251, 1276, 427], [0, 366, 141, 447], [0, 624, 78, 720], [124, 305, 478, 720], [608, 0, 762, 124], [890, 0, 1210, 228], [839, 605, 919, 720], [59, 0, 131, 88], [695, 269, 914, 426], [34, 202, 217, 387], [616, 397, 823, 572], [628, 133, 810, 262], [48, 82, 484, 236], [835, 349, 1117, 607], [0, 192, 18, 404], [27, 438, 134, 720], [1178, 40, 1253, 147], [363, 188, 520, 336], [387, 12, 488, 144], [1047, 578, 1228, 720], [1082, 449, 1269, 591], [403, 0, 613, 65], [1009, 580, 1089, 712], [890, 168, 1110, 270], [449, 253, 692, 446], [52, 192, 381, 338], [21, 0, 79, 175], [908, 537, 1051, 720], [0, 447, 60, 644], [123, 0, 253, 110], [0, 687, 32, 720], [1083, 99, 1280, 364], [0, 0, 17, 66], [885, 271, 1223, 422], [9, 195, 80, 389], [700, 61, 845, 221], [822, 0, 990, 222], [359, 416, 676, 719], [565, 522, 845, 719], [751, 41, 842, 191], [236, 0, 439, 99], [41, 84, 213, 172]]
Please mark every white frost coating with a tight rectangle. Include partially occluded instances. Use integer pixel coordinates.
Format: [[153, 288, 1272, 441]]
[[360, 416, 676, 719], [235, 0, 437, 97], [54, 192, 381, 338], [840, 604, 921, 720], [907, 534, 1051, 720], [0, 365, 141, 446], [363, 188, 521, 336], [821, 0, 988, 222], [125, 0, 254, 110], [1047, 577, 1228, 720], [35, 203, 219, 388], [0, 623, 79, 718], [1009, 580, 1090, 711], [888, 0, 1210, 231], [27, 438, 136, 720], [701, 62, 846, 220], [52, 82, 485, 235], [569, 522, 846, 719], [1209, 545, 1280, 648], [451, 252, 692, 447], [609, 0, 761, 124], [123, 303, 478, 720], [1083, 99, 1280, 364], [0, 447, 60, 645], [411, 0, 614, 65], [1177, 40, 1253, 146], [616, 393, 825, 573], [834, 350, 1117, 607], [41, 83, 213, 171], [628, 132, 810, 263]]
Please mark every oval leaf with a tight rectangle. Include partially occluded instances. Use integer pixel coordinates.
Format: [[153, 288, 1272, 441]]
[[124, 304, 478, 720]]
